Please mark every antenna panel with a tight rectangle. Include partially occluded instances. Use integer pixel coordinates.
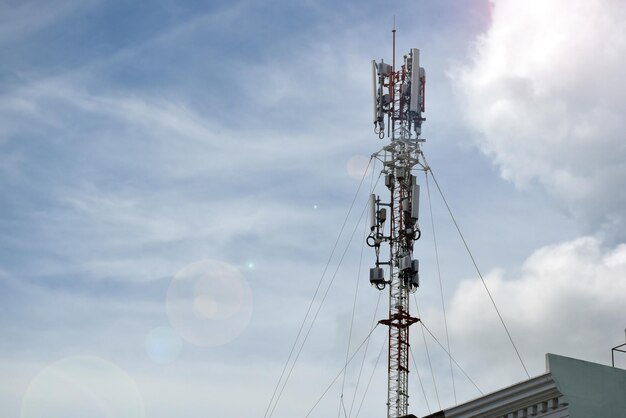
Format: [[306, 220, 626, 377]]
[[372, 60, 378, 124], [369, 194, 377, 231], [409, 48, 421, 113], [411, 184, 420, 220]]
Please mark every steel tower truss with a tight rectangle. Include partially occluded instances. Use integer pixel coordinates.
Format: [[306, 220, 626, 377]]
[[368, 34, 426, 418]]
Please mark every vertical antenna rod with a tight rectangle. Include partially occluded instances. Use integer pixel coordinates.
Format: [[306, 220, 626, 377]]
[[368, 29, 427, 418]]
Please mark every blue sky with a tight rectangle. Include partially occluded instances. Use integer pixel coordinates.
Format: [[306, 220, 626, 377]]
[[2, 0, 626, 417]]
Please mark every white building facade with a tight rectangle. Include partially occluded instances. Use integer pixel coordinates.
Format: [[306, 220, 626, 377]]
[[422, 354, 626, 418]]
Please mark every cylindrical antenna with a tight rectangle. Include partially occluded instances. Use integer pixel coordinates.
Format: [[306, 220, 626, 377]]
[[391, 28, 396, 140], [392, 19, 396, 73]]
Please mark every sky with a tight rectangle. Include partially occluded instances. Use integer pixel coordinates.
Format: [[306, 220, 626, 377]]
[[1, 0, 626, 417]]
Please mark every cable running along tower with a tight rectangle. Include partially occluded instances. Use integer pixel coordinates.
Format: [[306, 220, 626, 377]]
[[367, 30, 426, 418]]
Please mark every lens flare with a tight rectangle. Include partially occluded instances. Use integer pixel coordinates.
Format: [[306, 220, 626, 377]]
[[145, 326, 183, 364], [166, 259, 253, 347], [21, 356, 145, 418], [347, 155, 371, 180]]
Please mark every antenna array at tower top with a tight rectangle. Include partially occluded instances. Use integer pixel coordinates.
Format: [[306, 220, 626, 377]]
[[372, 46, 426, 140]]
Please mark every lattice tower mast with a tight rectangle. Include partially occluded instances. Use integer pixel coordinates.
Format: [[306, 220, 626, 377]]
[[367, 29, 426, 418]]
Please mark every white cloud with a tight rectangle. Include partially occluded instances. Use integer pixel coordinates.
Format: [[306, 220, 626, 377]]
[[452, 0, 626, 233], [445, 236, 626, 392]]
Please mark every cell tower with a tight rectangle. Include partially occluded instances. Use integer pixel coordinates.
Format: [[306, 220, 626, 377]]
[[367, 29, 426, 418]]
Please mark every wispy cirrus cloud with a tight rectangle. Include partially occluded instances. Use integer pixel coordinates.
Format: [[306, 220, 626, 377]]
[[0, 0, 100, 45]]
